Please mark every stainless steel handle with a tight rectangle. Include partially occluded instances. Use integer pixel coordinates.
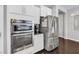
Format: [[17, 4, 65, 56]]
[[12, 33, 32, 36], [0, 33, 1, 37]]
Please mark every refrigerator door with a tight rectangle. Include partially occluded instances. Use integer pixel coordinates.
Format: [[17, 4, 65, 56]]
[[40, 16, 59, 51], [47, 16, 54, 37], [45, 16, 59, 51], [53, 17, 59, 49], [45, 16, 55, 51]]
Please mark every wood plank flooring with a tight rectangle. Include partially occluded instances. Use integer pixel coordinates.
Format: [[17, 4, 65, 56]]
[[35, 37, 79, 54]]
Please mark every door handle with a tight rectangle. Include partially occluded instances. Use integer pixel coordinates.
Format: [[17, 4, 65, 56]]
[[0, 33, 1, 37]]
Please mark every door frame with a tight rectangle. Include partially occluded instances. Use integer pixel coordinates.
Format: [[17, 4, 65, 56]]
[[58, 9, 65, 38]]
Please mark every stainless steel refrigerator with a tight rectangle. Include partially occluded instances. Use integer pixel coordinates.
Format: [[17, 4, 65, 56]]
[[40, 16, 59, 51]]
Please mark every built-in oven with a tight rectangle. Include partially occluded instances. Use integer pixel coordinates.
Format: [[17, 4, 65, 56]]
[[11, 19, 33, 34], [11, 32, 33, 53], [11, 19, 33, 53]]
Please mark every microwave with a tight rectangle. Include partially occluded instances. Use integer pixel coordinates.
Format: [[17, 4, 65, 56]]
[[11, 19, 33, 34]]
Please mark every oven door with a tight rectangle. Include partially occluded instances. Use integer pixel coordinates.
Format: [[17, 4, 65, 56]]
[[11, 24, 32, 34], [11, 32, 33, 53], [11, 20, 32, 34]]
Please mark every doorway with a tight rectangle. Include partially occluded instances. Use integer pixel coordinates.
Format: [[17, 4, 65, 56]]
[[58, 10, 65, 38], [58, 10, 66, 53]]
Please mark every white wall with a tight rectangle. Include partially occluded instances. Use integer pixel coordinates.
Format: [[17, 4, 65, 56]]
[[59, 14, 64, 37], [67, 8, 79, 42], [0, 5, 4, 53], [53, 5, 68, 38], [57, 6, 79, 42]]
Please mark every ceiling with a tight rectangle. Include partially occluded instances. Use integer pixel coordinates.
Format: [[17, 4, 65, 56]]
[[45, 5, 79, 10], [58, 5, 79, 10], [45, 5, 54, 8], [36, 5, 79, 10]]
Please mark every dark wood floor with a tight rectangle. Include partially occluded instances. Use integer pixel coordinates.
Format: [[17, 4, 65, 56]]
[[35, 37, 79, 54]]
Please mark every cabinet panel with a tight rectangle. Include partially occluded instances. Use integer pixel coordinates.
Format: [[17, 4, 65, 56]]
[[40, 6, 52, 17], [26, 6, 35, 16], [40, 6, 47, 17], [26, 6, 40, 24], [7, 5, 40, 24], [7, 5, 22, 14], [47, 7, 52, 15], [34, 34, 44, 52], [34, 7, 40, 24]]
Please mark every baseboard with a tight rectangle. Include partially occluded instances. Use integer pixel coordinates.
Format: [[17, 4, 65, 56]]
[[59, 37, 79, 42]]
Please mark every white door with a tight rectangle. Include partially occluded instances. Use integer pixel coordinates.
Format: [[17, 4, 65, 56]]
[[0, 5, 4, 54]]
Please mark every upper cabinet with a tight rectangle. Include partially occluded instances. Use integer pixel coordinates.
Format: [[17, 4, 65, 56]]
[[7, 5, 22, 14], [26, 5, 40, 24], [40, 6, 52, 17], [40, 6, 47, 17], [47, 7, 52, 16], [7, 5, 40, 24]]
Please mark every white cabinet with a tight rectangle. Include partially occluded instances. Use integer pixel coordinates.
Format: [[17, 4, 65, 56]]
[[47, 7, 52, 16], [33, 6, 40, 24], [7, 5, 22, 14], [26, 6, 40, 24], [40, 6, 52, 17], [7, 5, 40, 24], [40, 6, 47, 17], [34, 34, 44, 53], [25, 6, 35, 16]]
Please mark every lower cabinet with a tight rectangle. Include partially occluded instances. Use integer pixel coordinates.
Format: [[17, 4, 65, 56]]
[[33, 34, 44, 53]]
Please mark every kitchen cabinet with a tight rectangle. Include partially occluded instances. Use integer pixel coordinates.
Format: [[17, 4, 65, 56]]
[[47, 7, 52, 16], [34, 34, 44, 53], [26, 5, 40, 24], [7, 5, 22, 14], [7, 5, 40, 24], [40, 6, 52, 17], [40, 6, 47, 17]]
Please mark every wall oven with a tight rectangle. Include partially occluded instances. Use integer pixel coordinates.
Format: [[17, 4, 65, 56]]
[[11, 19, 33, 53], [11, 19, 33, 34], [11, 32, 33, 53]]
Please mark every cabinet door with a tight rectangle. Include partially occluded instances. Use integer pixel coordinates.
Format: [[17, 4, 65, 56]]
[[33, 6, 40, 24], [26, 6, 40, 24], [26, 5, 34, 16], [40, 6, 47, 17], [46, 7, 52, 16], [40, 6, 52, 16], [7, 5, 22, 14], [34, 34, 44, 52]]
